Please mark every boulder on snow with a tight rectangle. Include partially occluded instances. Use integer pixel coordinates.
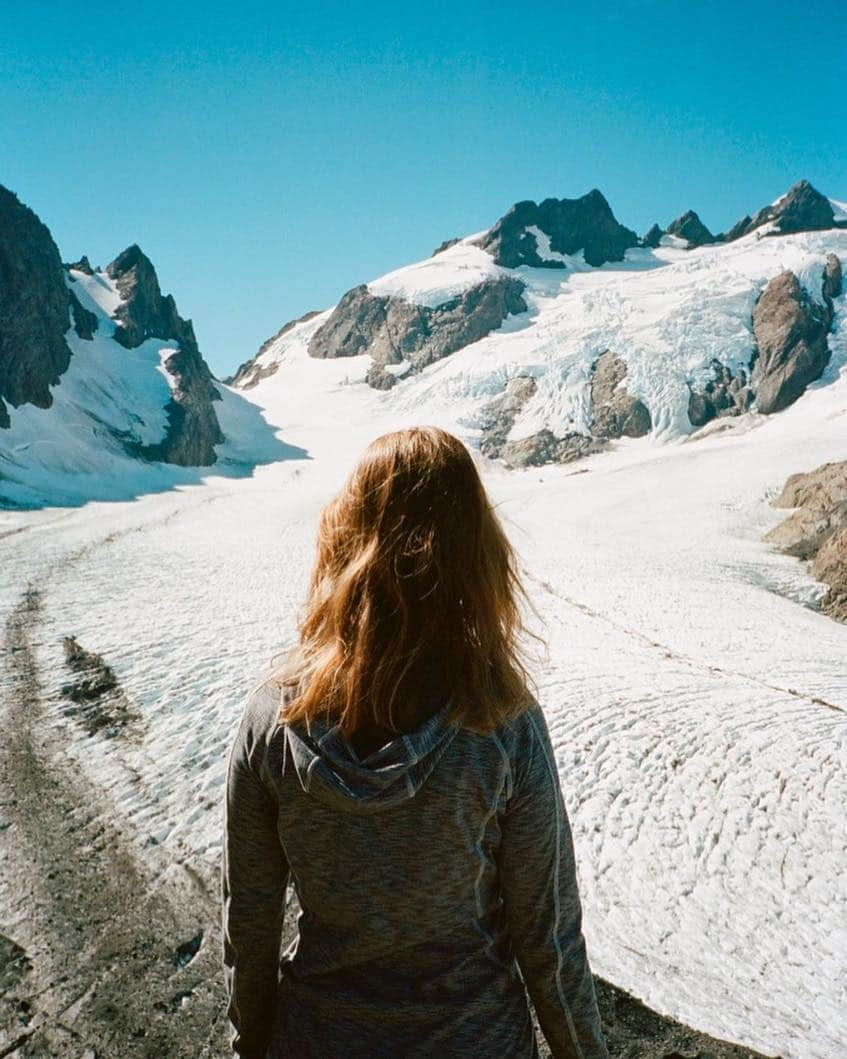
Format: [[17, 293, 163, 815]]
[[106, 244, 224, 466], [0, 185, 74, 429], [308, 277, 527, 385], [478, 189, 638, 269], [822, 253, 843, 303], [479, 375, 537, 458], [687, 360, 752, 429], [665, 210, 715, 247], [589, 351, 652, 438], [500, 428, 607, 468], [751, 270, 833, 415], [766, 460, 847, 622]]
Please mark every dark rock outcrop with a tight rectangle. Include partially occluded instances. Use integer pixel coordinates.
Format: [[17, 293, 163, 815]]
[[68, 288, 98, 340], [719, 214, 753, 242], [690, 258, 840, 426], [0, 186, 73, 429], [227, 310, 322, 388], [665, 209, 715, 247], [822, 252, 843, 303], [751, 269, 834, 414], [590, 351, 652, 438], [432, 237, 460, 256], [640, 223, 664, 249], [478, 190, 638, 269], [765, 460, 847, 623], [727, 180, 838, 241], [500, 428, 607, 468], [61, 635, 139, 738], [105, 245, 223, 465], [479, 375, 537, 457], [308, 278, 527, 385], [365, 363, 399, 390], [687, 360, 753, 428], [67, 254, 94, 275]]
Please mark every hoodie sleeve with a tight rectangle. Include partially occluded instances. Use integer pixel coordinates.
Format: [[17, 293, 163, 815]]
[[497, 707, 609, 1059], [222, 686, 290, 1059]]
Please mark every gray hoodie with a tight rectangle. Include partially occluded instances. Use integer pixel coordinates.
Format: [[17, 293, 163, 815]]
[[221, 683, 609, 1059]]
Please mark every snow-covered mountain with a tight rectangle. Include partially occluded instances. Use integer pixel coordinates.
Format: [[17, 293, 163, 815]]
[[0, 187, 293, 507], [2, 179, 846, 1058], [231, 179, 845, 465]]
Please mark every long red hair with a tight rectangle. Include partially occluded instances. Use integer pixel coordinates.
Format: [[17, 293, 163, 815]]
[[274, 426, 536, 736]]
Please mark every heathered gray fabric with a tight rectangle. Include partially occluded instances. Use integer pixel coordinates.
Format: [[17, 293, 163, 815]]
[[221, 683, 609, 1059]]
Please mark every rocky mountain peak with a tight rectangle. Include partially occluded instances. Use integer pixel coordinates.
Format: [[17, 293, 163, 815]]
[[666, 210, 715, 247], [0, 184, 73, 429], [726, 179, 837, 241], [67, 254, 94, 275], [478, 188, 639, 268], [641, 223, 664, 248]]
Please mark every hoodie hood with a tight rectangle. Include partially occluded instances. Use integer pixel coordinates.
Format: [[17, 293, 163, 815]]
[[283, 697, 458, 813]]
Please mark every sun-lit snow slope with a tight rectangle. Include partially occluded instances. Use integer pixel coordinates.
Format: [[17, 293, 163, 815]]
[[272, 226, 847, 443], [0, 270, 290, 507], [2, 281, 846, 1057]]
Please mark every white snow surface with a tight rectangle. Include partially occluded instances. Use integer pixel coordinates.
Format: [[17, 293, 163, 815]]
[[3, 220, 847, 1057], [830, 197, 847, 222], [353, 225, 847, 447], [367, 233, 507, 307]]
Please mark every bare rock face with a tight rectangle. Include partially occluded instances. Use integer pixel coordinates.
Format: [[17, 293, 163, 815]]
[[68, 288, 98, 340], [67, 254, 95, 275], [308, 278, 527, 384], [719, 214, 753, 242], [640, 223, 664, 249], [765, 460, 847, 622], [822, 252, 843, 303], [227, 310, 322, 388], [727, 179, 837, 241], [665, 209, 715, 247], [590, 351, 651, 438], [500, 428, 607, 468], [478, 189, 638, 269], [432, 237, 460, 256], [751, 270, 833, 414], [690, 259, 840, 426], [687, 360, 753, 427], [479, 375, 537, 457], [0, 186, 74, 429], [106, 245, 224, 466]]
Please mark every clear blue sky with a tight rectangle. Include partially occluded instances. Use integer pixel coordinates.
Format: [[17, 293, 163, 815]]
[[2, 1, 845, 377]]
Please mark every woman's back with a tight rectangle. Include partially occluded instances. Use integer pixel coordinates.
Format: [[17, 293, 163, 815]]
[[222, 682, 608, 1058], [221, 427, 608, 1058]]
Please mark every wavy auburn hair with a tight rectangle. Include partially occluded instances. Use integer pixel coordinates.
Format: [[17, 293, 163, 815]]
[[274, 426, 536, 736]]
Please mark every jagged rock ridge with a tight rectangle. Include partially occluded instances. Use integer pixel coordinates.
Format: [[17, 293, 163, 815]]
[[730, 179, 840, 240], [103, 245, 224, 466], [0, 187, 74, 429], [0, 184, 225, 469], [666, 209, 715, 247], [478, 189, 638, 268], [308, 277, 527, 382]]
